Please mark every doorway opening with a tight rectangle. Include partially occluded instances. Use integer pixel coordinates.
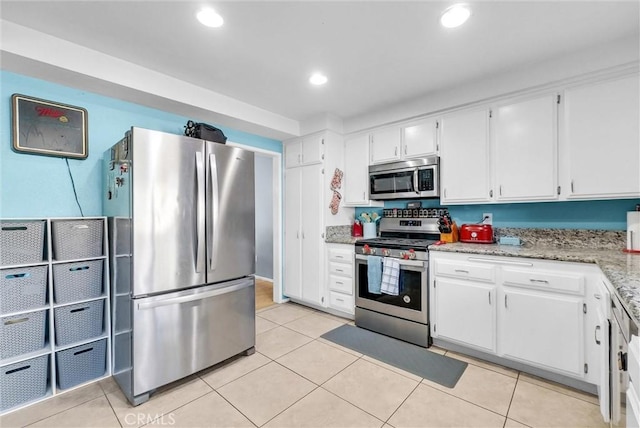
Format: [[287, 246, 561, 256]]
[[228, 141, 283, 309]]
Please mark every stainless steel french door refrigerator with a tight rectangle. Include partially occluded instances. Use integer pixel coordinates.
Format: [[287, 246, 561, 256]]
[[104, 127, 256, 405]]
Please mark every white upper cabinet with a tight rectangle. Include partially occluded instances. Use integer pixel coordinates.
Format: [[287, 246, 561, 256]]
[[343, 134, 383, 207], [285, 136, 324, 168], [440, 108, 492, 204], [370, 119, 438, 165], [561, 74, 640, 199], [493, 94, 559, 202], [402, 118, 438, 159], [370, 127, 402, 164]]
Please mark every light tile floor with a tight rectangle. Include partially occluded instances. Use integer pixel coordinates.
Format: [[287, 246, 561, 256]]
[[1, 302, 608, 428]]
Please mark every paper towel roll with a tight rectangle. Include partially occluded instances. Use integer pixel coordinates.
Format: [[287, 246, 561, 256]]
[[627, 212, 640, 251]]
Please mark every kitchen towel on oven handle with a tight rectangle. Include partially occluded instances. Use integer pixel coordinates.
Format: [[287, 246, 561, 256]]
[[381, 257, 400, 296], [367, 255, 382, 294]]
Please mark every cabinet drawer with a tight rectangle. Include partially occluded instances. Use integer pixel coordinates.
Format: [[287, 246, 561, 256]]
[[329, 261, 352, 277], [329, 275, 353, 295], [502, 268, 584, 295], [434, 260, 495, 283], [329, 291, 354, 314], [328, 248, 353, 265]]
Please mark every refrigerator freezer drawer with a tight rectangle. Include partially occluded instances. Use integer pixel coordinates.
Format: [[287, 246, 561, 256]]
[[132, 277, 255, 396]]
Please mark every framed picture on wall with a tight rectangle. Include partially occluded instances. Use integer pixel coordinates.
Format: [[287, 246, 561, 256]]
[[11, 94, 88, 159]]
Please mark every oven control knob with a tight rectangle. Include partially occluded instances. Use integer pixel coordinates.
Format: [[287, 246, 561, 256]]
[[408, 249, 416, 260], [382, 248, 390, 257], [362, 244, 370, 255], [400, 251, 409, 260]]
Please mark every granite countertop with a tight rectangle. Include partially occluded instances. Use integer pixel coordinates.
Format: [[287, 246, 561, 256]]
[[429, 241, 640, 327], [325, 225, 362, 245]]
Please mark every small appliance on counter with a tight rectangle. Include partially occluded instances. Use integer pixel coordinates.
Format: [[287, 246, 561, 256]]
[[626, 205, 640, 253], [352, 220, 363, 237], [459, 224, 494, 244]]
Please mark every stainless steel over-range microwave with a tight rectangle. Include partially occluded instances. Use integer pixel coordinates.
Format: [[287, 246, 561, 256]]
[[369, 156, 440, 200]]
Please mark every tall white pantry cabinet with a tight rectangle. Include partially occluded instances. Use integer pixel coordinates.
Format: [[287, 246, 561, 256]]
[[283, 132, 352, 308]]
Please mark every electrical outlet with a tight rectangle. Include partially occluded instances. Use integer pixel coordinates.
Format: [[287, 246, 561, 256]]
[[483, 213, 493, 225]]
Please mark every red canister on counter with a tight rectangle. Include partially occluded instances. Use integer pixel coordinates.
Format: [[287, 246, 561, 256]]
[[352, 220, 363, 237]]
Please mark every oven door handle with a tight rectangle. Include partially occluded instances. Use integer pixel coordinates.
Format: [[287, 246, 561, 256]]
[[355, 254, 425, 267]]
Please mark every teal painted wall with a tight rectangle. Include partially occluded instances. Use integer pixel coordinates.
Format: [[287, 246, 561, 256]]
[[0, 71, 282, 218], [356, 198, 640, 231]]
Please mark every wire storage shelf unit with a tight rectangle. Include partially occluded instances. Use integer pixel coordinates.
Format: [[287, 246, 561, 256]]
[[0, 218, 111, 415]]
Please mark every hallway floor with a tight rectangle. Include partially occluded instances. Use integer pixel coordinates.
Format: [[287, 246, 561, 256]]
[[1, 302, 607, 428], [255, 279, 274, 311]]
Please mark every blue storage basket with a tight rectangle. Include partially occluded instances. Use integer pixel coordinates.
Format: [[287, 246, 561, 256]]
[[55, 339, 106, 390], [0, 354, 49, 411], [0, 266, 48, 314]]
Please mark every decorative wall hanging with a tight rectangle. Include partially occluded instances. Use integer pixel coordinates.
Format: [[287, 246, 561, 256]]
[[12, 94, 88, 159], [329, 168, 344, 215]]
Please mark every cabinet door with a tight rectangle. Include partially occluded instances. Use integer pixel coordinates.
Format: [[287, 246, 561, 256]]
[[370, 127, 402, 164], [300, 164, 324, 306], [283, 169, 302, 299], [563, 75, 640, 199], [494, 95, 558, 201], [433, 278, 496, 353], [402, 118, 438, 158], [285, 140, 302, 168], [344, 135, 372, 205], [440, 109, 492, 203], [500, 289, 584, 376], [301, 136, 324, 165]]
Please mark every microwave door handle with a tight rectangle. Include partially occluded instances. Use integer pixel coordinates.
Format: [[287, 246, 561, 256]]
[[413, 168, 420, 193]]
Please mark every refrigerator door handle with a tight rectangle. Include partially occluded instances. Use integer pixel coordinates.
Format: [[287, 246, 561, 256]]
[[137, 280, 252, 310], [209, 153, 219, 271], [195, 151, 205, 273]]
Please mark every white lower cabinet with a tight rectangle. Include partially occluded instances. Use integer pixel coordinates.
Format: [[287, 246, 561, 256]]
[[433, 278, 496, 353], [326, 244, 355, 316], [430, 251, 608, 411], [500, 288, 584, 376]]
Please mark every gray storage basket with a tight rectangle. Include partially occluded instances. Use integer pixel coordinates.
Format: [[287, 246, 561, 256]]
[[54, 300, 104, 346], [0, 265, 48, 314], [52, 220, 103, 260], [0, 354, 49, 411], [53, 260, 103, 304], [0, 310, 47, 360], [56, 339, 106, 390], [0, 221, 45, 266]]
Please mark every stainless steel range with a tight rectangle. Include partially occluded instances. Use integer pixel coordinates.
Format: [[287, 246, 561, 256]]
[[354, 209, 444, 347]]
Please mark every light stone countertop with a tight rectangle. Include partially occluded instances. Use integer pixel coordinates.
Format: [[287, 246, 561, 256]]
[[429, 242, 640, 327]]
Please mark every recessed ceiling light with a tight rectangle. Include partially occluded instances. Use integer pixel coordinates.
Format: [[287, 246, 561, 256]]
[[197, 7, 224, 28], [440, 4, 471, 28], [309, 73, 328, 86]]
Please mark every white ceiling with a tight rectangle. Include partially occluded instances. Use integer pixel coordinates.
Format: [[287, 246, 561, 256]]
[[1, 1, 639, 131]]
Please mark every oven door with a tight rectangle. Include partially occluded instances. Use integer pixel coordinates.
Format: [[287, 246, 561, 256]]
[[354, 254, 427, 324]]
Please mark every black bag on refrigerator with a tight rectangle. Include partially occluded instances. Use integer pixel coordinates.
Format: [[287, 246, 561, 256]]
[[184, 120, 227, 144]]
